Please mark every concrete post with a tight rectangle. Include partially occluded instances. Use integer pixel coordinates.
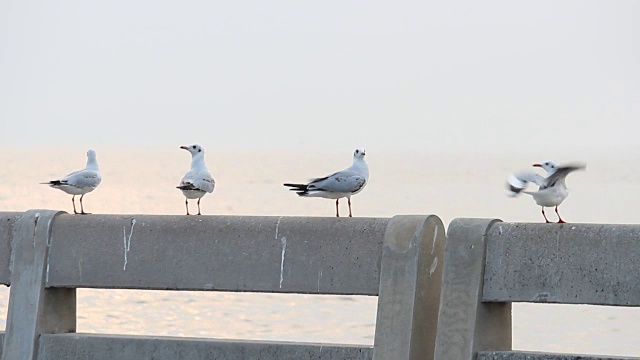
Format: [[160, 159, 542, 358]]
[[373, 215, 446, 360], [434, 218, 511, 360], [2, 210, 76, 360], [0, 212, 19, 286]]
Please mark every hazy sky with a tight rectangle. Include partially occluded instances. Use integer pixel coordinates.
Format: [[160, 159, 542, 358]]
[[1, 1, 638, 152]]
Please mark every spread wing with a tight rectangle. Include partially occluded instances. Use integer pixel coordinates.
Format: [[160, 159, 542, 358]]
[[506, 171, 546, 196], [543, 163, 586, 189]]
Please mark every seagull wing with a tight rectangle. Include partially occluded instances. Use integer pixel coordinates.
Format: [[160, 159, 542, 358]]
[[61, 169, 102, 189], [308, 170, 367, 194], [543, 163, 586, 188], [180, 170, 215, 193], [506, 170, 546, 196]]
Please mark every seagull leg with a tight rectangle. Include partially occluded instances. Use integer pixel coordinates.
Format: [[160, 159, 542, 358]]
[[185, 199, 190, 215], [555, 206, 566, 224], [335, 199, 340, 217], [541, 206, 550, 223], [79, 194, 90, 215], [348, 197, 353, 217], [197, 198, 202, 215], [71, 195, 78, 214]]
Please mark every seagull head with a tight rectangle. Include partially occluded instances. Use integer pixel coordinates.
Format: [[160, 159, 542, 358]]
[[533, 161, 557, 173], [85, 149, 99, 167], [180, 144, 204, 157], [353, 147, 366, 159]]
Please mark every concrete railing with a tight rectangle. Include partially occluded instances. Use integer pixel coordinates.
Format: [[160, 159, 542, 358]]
[[0, 210, 445, 360], [434, 219, 640, 360], [4, 211, 639, 359]]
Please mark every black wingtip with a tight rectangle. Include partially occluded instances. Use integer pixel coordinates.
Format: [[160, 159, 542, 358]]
[[507, 183, 522, 193], [284, 183, 308, 190], [505, 182, 524, 197], [283, 183, 311, 196], [42, 180, 63, 186]]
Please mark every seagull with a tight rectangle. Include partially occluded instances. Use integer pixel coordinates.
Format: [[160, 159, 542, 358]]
[[506, 160, 586, 223], [177, 144, 215, 215], [284, 148, 369, 217], [42, 149, 102, 215]]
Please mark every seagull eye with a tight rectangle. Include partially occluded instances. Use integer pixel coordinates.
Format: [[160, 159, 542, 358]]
[[198, 149, 202, 152], [192, 145, 196, 149]]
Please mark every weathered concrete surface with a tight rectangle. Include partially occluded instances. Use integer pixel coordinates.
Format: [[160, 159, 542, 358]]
[[46, 215, 389, 295], [2, 210, 76, 360], [434, 218, 511, 360], [373, 215, 445, 360], [484, 223, 640, 306], [477, 351, 640, 360], [0, 212, 19, 286], [37, 334, 373, 360]]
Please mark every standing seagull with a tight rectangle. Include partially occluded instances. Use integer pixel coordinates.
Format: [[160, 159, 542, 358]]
[[177, 144, 215, 215], [284, 148, 369, 217], [506, 161, 586, 223], [42, 149, 102, 215]]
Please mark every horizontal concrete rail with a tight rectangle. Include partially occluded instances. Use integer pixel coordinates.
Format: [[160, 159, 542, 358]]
[[483, 223, 640, 306], [46, 214, 390, 295], [3, 211, 445, 360], [0, 213, 19, 286], [37, 334, 373, 360], [477, 351, 640, 360]]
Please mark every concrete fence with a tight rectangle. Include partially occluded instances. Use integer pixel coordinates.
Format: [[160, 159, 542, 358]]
[[435, 219, 640, 360], [0, 210, 445, 360], [2, 211, 640, 360]]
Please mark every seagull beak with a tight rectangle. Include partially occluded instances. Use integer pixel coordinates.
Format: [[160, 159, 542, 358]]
[[180, 146, 189, 150], [532, 164, 542, 167]]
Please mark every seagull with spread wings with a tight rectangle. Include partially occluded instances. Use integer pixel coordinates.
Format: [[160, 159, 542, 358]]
[[506, 160, 586, 223]]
